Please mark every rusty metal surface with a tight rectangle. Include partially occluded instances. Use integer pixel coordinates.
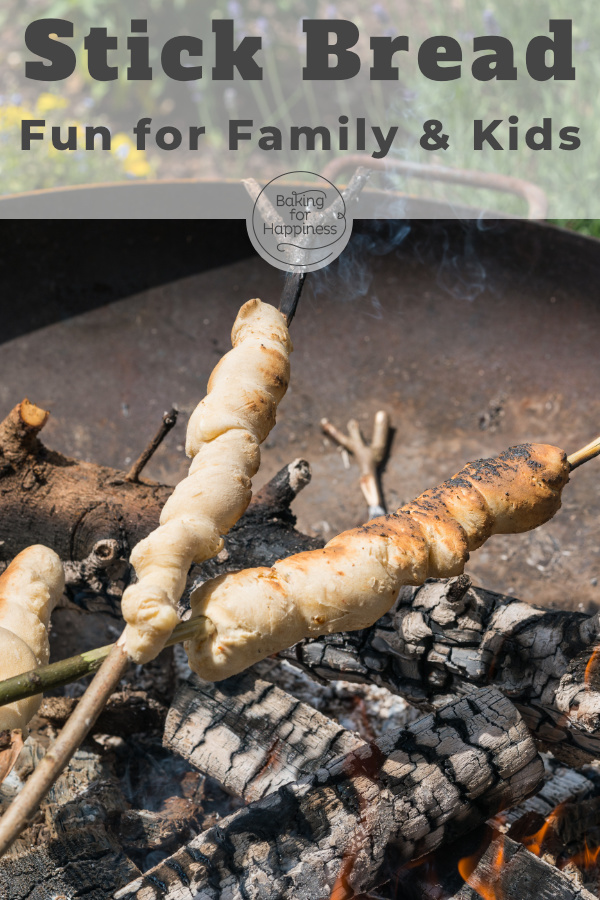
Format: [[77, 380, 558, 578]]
[[0, 219, 599, 611]]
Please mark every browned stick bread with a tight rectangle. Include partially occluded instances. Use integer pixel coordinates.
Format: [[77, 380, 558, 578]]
[[186, 444, 569, 681], [0, 546, 64, 778]]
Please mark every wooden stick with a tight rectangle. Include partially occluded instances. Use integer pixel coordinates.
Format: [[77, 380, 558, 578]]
[[568, 434, 600, 470], [0, 614, 209, 709], [0, 643, 129, 856], [279, 272, 305, 325], [126, 407, 178, 483]]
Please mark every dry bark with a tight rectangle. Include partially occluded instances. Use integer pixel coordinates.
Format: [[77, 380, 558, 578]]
[[117, 687, 543, 900], [0, 400, 320, 611], [164, 671, 363, 801], [283, 575, 600, 766], [0, 399, 172, 564]]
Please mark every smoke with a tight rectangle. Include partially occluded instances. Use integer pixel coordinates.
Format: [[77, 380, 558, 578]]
[[308, 219, 411, 309], [302, 216, 508, 312], [436, 227, 487, 302]]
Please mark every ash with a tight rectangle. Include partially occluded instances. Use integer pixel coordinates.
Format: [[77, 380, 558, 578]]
[[252, 655, 418, 742]]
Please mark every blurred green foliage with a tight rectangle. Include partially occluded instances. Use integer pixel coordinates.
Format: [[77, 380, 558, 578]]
[[0, 0, 597, 214], [550, 220, 600, 239], [0, 95, 153, 194]]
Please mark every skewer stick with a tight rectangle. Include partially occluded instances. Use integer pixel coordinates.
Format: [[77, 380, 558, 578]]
[[0, 643, 128, 857], [0, 288, 307, 857], [568, 434, 600, 470], [0, 614, 209, 709], [0, 431, 597, 717]]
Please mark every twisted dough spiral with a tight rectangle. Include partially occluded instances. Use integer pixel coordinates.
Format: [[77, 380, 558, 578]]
[[0, 546, 65, 735], [186, 443, 570, 681], [122, 299, 292, 663]]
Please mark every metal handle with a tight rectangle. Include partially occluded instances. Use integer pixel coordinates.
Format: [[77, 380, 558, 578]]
[[322, 155, 548, 220]]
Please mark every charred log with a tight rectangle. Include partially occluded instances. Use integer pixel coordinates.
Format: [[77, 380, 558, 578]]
[[38, 691, 168, 737], [283, 576, 600, 766], [164, 670, 363, 801], [0, 744, 140, 900], [117, 687, 543, 900], [0, 828, 141, 900]]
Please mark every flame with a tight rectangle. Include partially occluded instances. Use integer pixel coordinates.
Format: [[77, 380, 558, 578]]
[[521, 805, 563, 857], [458, 833, 505, 900], [521, 803, 600, 877], [585, 646, 600, 689], [562, 839, 600, 871], [329, 854, 356, 900]]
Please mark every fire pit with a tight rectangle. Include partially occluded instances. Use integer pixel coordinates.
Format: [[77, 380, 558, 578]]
[[0, 210, 599, 899]]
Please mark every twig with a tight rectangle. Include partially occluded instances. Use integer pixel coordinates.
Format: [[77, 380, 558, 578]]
[[340, 166, 372, 207], [313, 167, 372, 227], [126, 408, 178, 483], [242, 177, 284, 227], [0, 614, 209, 709], [568, 433, 600, 470], [321, 411, 391, 518], [0, 643, 129, 856]]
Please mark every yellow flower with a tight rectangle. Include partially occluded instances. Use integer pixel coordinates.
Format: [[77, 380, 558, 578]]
[[112, 131, 151, 178], [0, 105, 34, 130], [47, 122, 86, 156], [36, 93, 68, 114]]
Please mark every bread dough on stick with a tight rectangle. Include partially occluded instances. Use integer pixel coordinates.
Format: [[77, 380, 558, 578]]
[[0, 546, 64, 777], [121, 299, 292, 663], [186, 443, 570, 681]]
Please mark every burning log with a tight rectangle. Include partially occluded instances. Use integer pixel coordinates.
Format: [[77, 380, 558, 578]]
[[501, 761, 597, 833], [163, 670, 363, 801], [417, 827, 597, 900], [118, 687, 543, 900], [283, 575, 600, 765]]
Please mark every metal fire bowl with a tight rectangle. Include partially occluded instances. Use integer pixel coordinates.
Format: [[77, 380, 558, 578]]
[[0, 215, 599, 612]]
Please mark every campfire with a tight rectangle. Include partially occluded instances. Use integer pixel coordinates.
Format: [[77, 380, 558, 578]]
[[0, 217, 600, 900]]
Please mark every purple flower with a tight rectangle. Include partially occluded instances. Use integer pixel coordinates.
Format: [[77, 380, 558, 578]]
[[482, 9, 501, 36], [255, 16, 269, 46], [227, 1, 242, 18], [372, 3, 390, 24]]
